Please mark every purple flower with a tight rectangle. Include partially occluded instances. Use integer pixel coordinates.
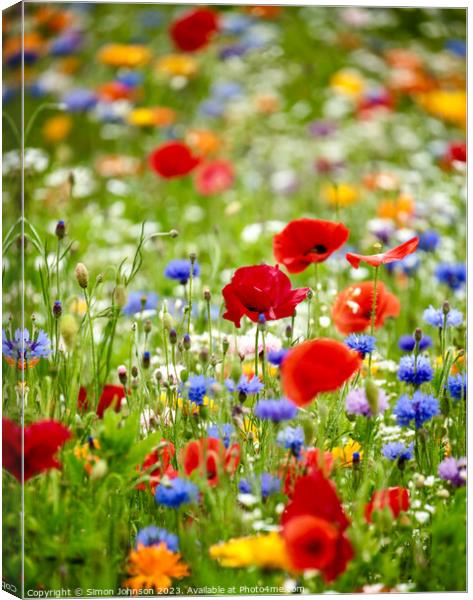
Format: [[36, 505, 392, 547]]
[[438, 457, 466, 487], [226, 375, 263, 397], [2, 328, 51, 365], [345, 387, 388, 417], [62, 89, 97, 112], [276, 425, 304, 457], [423, 305, 463, 329], [382, 441, 414, 462]]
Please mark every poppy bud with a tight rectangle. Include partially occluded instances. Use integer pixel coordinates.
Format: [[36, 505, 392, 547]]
[[154, 369, 163, 383], [183, 334, 191, 350], [365, 378, 380, 415], [142, 351, 150, 369], [113, 285, 127, 308], [307, 289, 314, 301], [53, 300, 62, 319], [162, 313, 174, 331], [180, 369, 188, 383], [169, 328, 177, 345], [301, 416, 315, 445], [75, 263, 89, 289], [117, 365, 127, 384], [203, 288, 211, 301], [55, 220, 66, 240], [96, 273, 104, 285], [222, 336, 229, 354], [144, 319, 152, 334], [31, 313, 36, 323], [90, 459, 108, 480], [170, 229, 179, 238]]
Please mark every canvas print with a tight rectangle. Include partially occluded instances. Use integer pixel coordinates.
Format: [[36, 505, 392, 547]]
[[2, 2, 467, 597]]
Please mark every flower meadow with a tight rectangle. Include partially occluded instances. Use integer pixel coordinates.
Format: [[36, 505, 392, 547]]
[[2, 3, 467, 597]]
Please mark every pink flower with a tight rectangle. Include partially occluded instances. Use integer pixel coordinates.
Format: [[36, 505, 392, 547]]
[[195, 160, 234, 195]]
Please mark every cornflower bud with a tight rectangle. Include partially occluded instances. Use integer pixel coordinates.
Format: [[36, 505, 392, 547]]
[[142, 351, 150, 369], [169, 328, 177, 345], [55, 220, 66, 240], [53, 300, 62, 319], [131, 366, 138, 378], [203, 288, 211, 301], [183, 334, 191, 350], [144, 319, 152, 334]]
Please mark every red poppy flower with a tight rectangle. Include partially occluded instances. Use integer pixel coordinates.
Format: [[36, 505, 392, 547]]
[[281, 339, 362, 407], [284, 515, 338, 570], [346, 236, 419, 269], [149, 141, 200, 179], [281, 448, 334, 497], [365, 486, 409, 523], [195, 159, 235, 195], [2, 417, 71, 482], [273, 219, 350, 274], [181, 438, 240, 486], [331, 281, 400, 334], [136, 441, 177, 493], [281, 472, 353, 581], [222, 264, 309, 328], [442, 141, 466, 169], [78, 385, 126, 418], [170, 8, 219, 52], [281, 471, 350, 531]]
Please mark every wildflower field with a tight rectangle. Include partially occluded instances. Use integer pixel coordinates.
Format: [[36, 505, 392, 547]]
[[2, 3, 467, 597]]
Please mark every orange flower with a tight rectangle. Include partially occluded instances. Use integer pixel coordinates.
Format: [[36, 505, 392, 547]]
[[186, 129, 222, 156], [155, 54, 198, 78], [124, 544, 189, 592], [97, 44, 151, 68], [377, 193, 415, 225], [42, 115, 72, 143]]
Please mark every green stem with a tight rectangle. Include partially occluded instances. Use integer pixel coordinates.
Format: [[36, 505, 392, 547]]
[[84, 290, 99, 406], [313, 263, 320, 338], [206, 298, 213, 356], [368, 266, 379, 375], [254, 327, 259, 377]]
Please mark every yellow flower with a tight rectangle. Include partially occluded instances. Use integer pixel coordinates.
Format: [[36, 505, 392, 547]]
[[124, 544, 189, 592], [97, 44, 151, 68], [69, 297, 87, 317], [42, 115, 72, 143], [416, 90, 466, 128], [209, 532, 290, 570], [322, 183, 359, 208], [331, 440, 362, 467], [155, 54, 198, 78], [330, 69, 365, 97], [127, 107, 176, 128]]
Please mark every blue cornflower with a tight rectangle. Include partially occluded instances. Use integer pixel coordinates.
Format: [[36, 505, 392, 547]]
[[2, 328, 51, 365], [182, 375, 215, 406], [397, 355, 433, 386], [423, 306, 463, 328], [435, 263, 466, 290], [447, 374, 467, 401], [254, 398, 298, 423], [116, 71, 143, 88], [210, 81, 243, 101], [382, 441, 414, 462], [164, 259, 200, 285], [155, 478, 198, 508], [276, 425, 304, 457], [344, 334, 376, 358], [62, 88, 97, 112], [445, 39, 466, 57], [398, 334, 433, 353], [394, 391, 440, 429], [385, 255, 420, 276], [221, 13, 253, 35], [198, 98, 226, 118], [226, 375, 263, 396], [207, 423, 234, 448], [267, 348, 289, 366], [418, 230, 440, 252], [123, 291, 158, 316], [238, 473, 281, 499], [50, 30, 83, 56], [135, 526, 179, 552]]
